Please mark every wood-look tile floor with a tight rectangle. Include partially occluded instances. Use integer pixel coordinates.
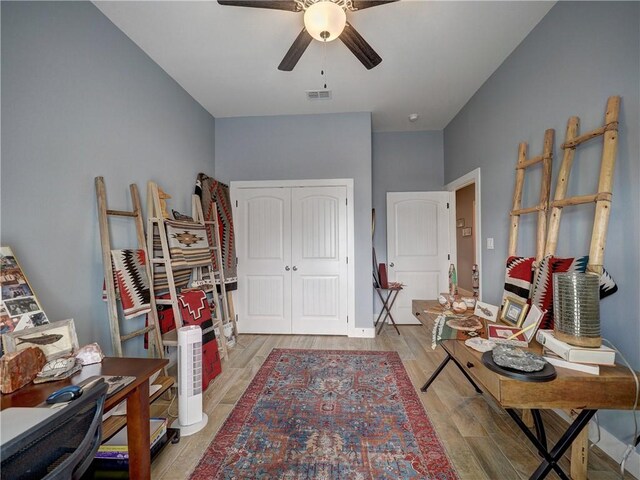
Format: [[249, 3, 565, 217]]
[[150, 326, 632, 479]]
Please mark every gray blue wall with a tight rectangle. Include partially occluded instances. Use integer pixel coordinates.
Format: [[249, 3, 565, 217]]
[[372, 131, 444, 264], [371, 131, 444, 313], [215, 113, 373, 328], [1, 1, 216, 355], [444, 1, 639, 448]]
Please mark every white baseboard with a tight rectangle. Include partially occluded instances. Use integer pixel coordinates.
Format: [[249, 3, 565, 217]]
[[348, 326, 375, 338], [554, 409, 640, 479]]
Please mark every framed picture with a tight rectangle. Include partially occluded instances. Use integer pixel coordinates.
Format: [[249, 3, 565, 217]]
[[462, 227, 472, 237], [501, 296, 530, 327], [474, 301, 499, 322], [3, 319, 79, 361], [487, 324, 528, 347], [456, 218, 465, 228], [1, 246, 50, 355], [519, 304, 544, 343]]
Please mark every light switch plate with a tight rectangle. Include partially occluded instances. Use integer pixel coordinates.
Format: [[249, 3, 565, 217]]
[[487, 238, 494, 250]]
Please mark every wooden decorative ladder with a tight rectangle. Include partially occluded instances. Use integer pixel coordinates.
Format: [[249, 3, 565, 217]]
[[506, 130, 554, 437], [146, 181, 183, 354], [509, 128, 555, 263], [543, 96, 620, 480], [544, 96, 620, 276], [192, 195, 238, 352], [95, 176, 164, 360], [146, 182, 232, 360]]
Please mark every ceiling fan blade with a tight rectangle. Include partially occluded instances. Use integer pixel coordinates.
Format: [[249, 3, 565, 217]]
[[217, 0, 301, 12], [339, 22, 382, 70], [278, 28, 313, 71], [350, 0, 398, 11]]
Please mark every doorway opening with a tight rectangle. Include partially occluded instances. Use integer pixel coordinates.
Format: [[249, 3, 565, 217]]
[[447, 168, 482, 300]]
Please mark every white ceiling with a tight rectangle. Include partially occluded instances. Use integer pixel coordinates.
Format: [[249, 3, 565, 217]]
[[95, 1, 554, 131]]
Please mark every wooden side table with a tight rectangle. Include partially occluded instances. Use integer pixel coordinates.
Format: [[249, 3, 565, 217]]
[[374, 286, 402, 335]]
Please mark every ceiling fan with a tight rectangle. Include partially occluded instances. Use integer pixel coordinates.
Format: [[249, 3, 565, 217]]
[[218, 0, 398, 71]]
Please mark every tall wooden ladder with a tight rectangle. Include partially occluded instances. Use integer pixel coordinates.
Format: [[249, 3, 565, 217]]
[[545, 96, 620, 276], [146, 181, 183, 352], [506, 130, 554, 442], [95, 176, 164, 359], [192, 196, 235, 357], [508, 128, 555, 264], [146, 182, 232, 360], [543, 96, 620, 480]]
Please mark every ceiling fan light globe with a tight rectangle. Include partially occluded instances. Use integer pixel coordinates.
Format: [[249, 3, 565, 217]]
[[304, 1, 346, 42]]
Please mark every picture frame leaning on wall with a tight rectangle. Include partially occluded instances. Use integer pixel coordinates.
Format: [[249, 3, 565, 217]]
[[3, 319, 79, 361]]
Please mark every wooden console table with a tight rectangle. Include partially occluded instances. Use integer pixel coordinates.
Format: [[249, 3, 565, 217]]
[[1, 357, 170, 480], [413, 300, 638, 480]]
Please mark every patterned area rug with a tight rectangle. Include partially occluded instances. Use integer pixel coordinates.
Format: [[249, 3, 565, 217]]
[[190, 349, 458, 479]]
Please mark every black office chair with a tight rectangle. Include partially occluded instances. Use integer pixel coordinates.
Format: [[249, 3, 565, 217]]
[[1, 379, 108, 480]]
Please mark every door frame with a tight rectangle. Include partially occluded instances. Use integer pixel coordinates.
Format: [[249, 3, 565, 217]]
[[230, 179, 355, 336], [446, 168, 483, 300]]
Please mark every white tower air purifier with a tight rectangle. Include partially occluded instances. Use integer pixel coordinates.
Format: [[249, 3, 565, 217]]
[[176, 325, 208, 436]]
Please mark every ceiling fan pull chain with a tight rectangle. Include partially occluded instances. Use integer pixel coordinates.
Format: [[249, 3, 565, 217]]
[[322, 38, 328, 89]]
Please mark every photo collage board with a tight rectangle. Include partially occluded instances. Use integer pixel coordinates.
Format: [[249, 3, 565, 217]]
[[0, 246, 49, 356]]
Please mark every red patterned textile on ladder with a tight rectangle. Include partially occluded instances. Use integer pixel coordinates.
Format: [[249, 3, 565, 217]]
[[501, 256, 536, 307], [178, 290, 222, 389], [102, 249, 151, 320], [195, 173, 237, 290]]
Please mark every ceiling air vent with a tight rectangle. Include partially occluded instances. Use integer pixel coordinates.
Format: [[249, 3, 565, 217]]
[[306, 89, 332, 100]]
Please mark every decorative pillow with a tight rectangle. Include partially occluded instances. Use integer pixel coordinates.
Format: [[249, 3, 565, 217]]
[[599, 269, 619, 299], [531, 255, 554, 329], [502, 256, 536, 307], [531, 255, 618, 329]]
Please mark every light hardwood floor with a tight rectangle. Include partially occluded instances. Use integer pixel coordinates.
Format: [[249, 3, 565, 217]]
[[150, 326, 632, 479]]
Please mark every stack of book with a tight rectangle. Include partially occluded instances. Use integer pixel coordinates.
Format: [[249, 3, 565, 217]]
[[536, 330, 616, 375], [96, 418, 168, 463]]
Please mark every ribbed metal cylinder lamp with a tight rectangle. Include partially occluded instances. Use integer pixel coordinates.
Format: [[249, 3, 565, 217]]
[[553, 272, 601, 347]]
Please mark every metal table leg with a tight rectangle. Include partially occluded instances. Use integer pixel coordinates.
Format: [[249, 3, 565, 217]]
[[384, 290, 401, 335], [450, 355, 483, 394], [505, 408, 597, 480], [420, 351, 483, 394], [375, 288, 402, 335], [374, 289, 391, 328], [421, 354, 452, 392]]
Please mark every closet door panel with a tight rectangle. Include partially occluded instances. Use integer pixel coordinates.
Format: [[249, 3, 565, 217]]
[[291, 186, 347, 335], [235, 188, 291, 334]]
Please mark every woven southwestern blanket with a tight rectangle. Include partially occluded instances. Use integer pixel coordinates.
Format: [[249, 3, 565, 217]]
[[102, 249, 151, 320], [151, 220, 210, 294], [178, 289, 221, 389], [190, 349, 458, 479], [165, 219, 212, 269], [195, 173, 237, 290]]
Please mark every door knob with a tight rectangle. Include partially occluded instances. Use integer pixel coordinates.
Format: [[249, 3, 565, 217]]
[[389, 262, 395, 267], [285, 266, 290, 271], [292, 266, 298, 271]]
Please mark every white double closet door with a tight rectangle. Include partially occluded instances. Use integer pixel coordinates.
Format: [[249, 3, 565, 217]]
[[234, 185, 348, 335]]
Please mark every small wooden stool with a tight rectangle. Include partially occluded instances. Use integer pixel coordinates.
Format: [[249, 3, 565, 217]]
[[374, 286, 402, 335]]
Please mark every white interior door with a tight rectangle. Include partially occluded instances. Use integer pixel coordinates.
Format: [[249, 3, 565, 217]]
[[234, 187, 292, 334], [291, 186, 348, 335], [387, 192, 451, 324]]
